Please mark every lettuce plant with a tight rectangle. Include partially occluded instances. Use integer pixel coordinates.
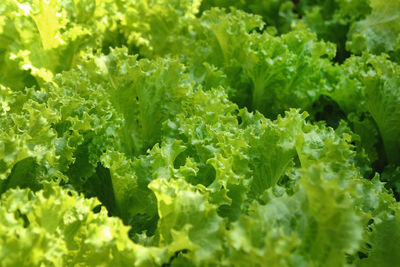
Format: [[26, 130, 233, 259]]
[[1, 0, 400, 266]]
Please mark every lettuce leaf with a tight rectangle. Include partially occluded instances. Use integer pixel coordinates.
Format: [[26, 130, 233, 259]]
[[1, 1, 400, 266], [0, 184, 167, 266]]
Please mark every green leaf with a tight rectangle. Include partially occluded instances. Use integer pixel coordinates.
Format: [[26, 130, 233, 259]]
[[347, 0, 400, 55], [149, 178, 225, 265], [0, 184, 168, 266]]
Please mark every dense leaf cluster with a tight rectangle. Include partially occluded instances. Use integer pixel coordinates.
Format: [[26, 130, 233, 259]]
[[0, 0, 399, 266]]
